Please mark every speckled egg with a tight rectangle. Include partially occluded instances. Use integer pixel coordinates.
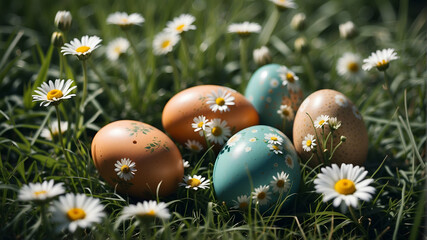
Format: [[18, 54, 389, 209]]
[[91, 120, 184, 199], [213, 125, 300, 212], [293, 89, 368, 166], [162, 85, 259, 149], [245, 64, 303, 137]]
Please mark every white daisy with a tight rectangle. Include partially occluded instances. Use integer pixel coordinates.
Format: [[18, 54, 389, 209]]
[[191, 115, 209, 136], [54, 11, 72, 31], [336, 53, 364, 80], [314, 115, 329, 128], [314, 163, 376, 212], [270, 171, 290, 194], [328, 117, 342, 130], [278, 66, 300, 92], [277, 105, 294, 121], [18, 180, 65, 202], [41, 121, 69, 140], [269, 0, 298, 10], [152, 31, 180, 55], [249, 137, 257, 142], [270, 79, 280, 88], [231, 195, 251, 210], [206, 118, 231, 145], [253, 46, 272, 66], [50, 193, 105, 233], [228, 22, 261, 37], [61, 35, 102, 60], [334, 94, 348, 107], [106, 37, 130, 61], [206, 89, 235, 113], [179, 175, 210, 190], [106, 12, 144, 27], [119, 201, 171, 223], [114, 158, 137, 181], [165, 14, 196, 34], [32, 79, 77, 107], [182, 159, 190, 168], [339, 21, 357, 39], [264, 133, 283, 145], [302, 134, 316, 152], [227, 134, 241, 146], [252, 185, 271, 206], [268, 144, 283, 155], [362, 48, 399, 71], [185, 139, 203, 152], [352, 105, 362, 120], [245, 147, 252, 152]]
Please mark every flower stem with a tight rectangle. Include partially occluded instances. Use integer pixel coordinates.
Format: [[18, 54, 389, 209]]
[[54, 105, 71, 166], [58, 51, 64, 79], [383, 71, 404, 117], [239, 38, 249, 92], [349, 206, 368, 237], [80, 60, 88, 113], [180, 34, 191, 84], [302, 54, 316, 90], [258, 7, 280, 46], [168, 53, 180, 93], [124, 30, 144, 103]]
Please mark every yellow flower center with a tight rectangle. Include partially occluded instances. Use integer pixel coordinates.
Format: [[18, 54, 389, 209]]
[[76, 46, 90, 53], [270, 136, 278, 141], [121, 18, 129, 23], [138, 209, 156, 218], [211, 127, 222, 136], [376, 59, 388, 68], [162, 40, 171, 49], [306, 140, 312, 147], [47, 89, 63, 100], [276, 180, 285, 188], [121, 165, 130, 173], [34, 190, 47, 196], [334, 179, 356, 195], [114, 46, 122, 54], [187, 178, 201, 187], [272, 145, 279, 150], [282, 109, 290, 116], [239, 202, 248, 209], [347, 62, 359, 72], [318, 120, 325, 126], [286, 72, 295, 83], [215, 97, 225, 106], [257, 192, 266, 200], [197, 122, 204, 128], [190, 144, 200, 151], [67, 208, 86, 221], [176, 24, 185, 31]]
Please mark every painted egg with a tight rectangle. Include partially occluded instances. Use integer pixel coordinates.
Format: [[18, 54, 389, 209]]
[[91, 120, 184, 199], [293, 89, 368, 166], [213, 125, 300, 212], [245, 64, 303, 137], [162, 85, 259, 149]]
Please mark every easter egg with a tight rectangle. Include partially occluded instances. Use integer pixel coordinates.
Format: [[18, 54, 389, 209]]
[[91, 120, 184, 199], [245, 64, 303, 137], [162, 85, 259, 149], [213, 125, 300, 212], [293, 89, 368, 166]]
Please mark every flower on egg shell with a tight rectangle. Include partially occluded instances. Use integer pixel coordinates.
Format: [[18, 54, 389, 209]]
[[227, 134, 241, 146], [268, 143, 283, 155], [61, 35, 102, 61], [191, 115, 208, 136], [264, 133, 283, 145], [252, 185, 271, 206], [278, 66, 300, 92], [270, 171, 291, 194], [206, 118, 231, 145], [114, 158, 137, 181], [179, 175, 210, 190], [302, 134, 316, 152], [206, 89, 235, 113], [314, 115, 329, 128], [185, 139, 203, 153], [334, 94, 349, 108], [352, 105, 362, 120], [231, 195, 251, 210]]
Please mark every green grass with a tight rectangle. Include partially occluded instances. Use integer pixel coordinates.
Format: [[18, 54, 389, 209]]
[[1, 0, 426, 239]]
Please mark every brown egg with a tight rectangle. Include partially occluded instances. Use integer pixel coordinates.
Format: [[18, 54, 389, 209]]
[[91, 120, 184, 199], [293, 89, 368, 166], [162, 85, 259, 148]]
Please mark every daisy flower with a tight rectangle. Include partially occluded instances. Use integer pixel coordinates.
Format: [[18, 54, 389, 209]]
[[185, 139, 203, 152], [268, 144, 283, 155], [106, 37, 130, 61], [352, 105, 362, 120], [32, 79, 76, 107], [228, 22, 261, 37], [264, 133, 283, 145], [253, 46, 272, 66], [278, 66, 300, 92], [362, 48, 399, 71], [231, 195, 251, 210], [41, 121, 69, 140], [55, 11, 72, 31], [227, 134, 241, 146], [291, 13, 306, 31], [339, 21, 357, 40], [182, 159, 190, 168], [314, 163, 376, 212], [314, 115, 329, 128], [206, 118, 231, 145], [50, 193, 105, 233], [191, 115, 208, 136], [277, 105, 294, 121], [206, 89, 235, 113], [270, 171, 290, 194], [302, 134, 316, 152], [328, 117, 342, 130], [18, 180, 65, 202], [336, 52, 364, 80], [252, 185, 271, 206], [114, 158, 137, 181], [153, 31, 181, 55], [119, 201, 171, 223], [179, 175, 210, 190], [269, 0, 298, 10], [106, 12, 144, 28], [165, 14, 196, 34], [334, 94, 349, 107], [61, 35, 102, 60]]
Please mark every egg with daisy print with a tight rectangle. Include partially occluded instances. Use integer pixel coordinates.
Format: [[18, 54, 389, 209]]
[[91, 120, 184, 199], [213, 125, 300, 212]]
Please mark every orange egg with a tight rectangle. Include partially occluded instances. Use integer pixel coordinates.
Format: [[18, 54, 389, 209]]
[[162, 85, 259, 148], [91, 120, 184, 199]]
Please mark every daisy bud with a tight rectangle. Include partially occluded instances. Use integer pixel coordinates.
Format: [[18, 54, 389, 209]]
[[340, 136, 347, 142], [291, 13, 306, 31], [253, 46, 272, 66], [339, 21, 358, 40], [51, 31, 64, 48], [54, 11, 72, 32], [294, 37, 309, 54]]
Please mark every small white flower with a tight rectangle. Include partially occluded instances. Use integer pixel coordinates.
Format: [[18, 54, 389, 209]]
[[179, 175, 210, 190], [185, 139, 203, 152], [328, 117, 342, 130], [336, 52, 364, 80], [314, 163, 376, 212], [228, 22, 261, 37], [339, 21, 357, 39], [269, 0, 297, 9], [61, 35, 102, 60], [362, 48, 399, 71], [153, 31, 180, 55], [268, 144, 283, 155], [50, 193, 105, 233], [270, 171, 290, 194], [334, 94, 349, 107], [114, 158, 137, 181], [352, 105, 362, 120], [119, 201, 171, 223], [270, 79, 280, 88], [191, 115, 208, 136], [227, 134, 241, 146], [249, 137, 257, 142], [253, 46, 272, 66], [252, 185, 271, 206], [18, 180, 65, 202], [32, 79, 77, 107], [291, 13, 306, 31], [55, 11, 72, 31], [245, 146, 252, 152], [182, 159, 190, 168], [41, 121, 69, 140], [264, 133, 283, 145], [106, 37, 130, 61], [165, 14, 196, 34], [278, 66, 300, 92], [302, 134, 316, 152], [206, 89, 235, 113], [277, 105, 294, 121], [106, 12, 144, 27], [206, 119, 231, 145], [231, 195, 250, 210], [314, 115, 329, 128]]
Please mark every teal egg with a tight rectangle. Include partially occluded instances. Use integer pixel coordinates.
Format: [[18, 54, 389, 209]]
[[245, 64, 303, 137], [213, 125, 300, 212]]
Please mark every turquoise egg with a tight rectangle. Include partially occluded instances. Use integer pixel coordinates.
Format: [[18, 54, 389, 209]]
[[213, 125, 300, 212], [245, 64, 303, 137]]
